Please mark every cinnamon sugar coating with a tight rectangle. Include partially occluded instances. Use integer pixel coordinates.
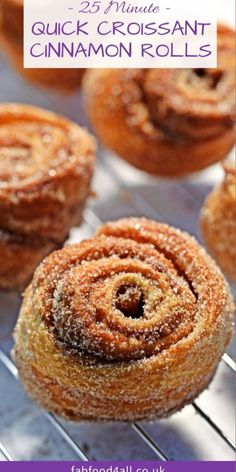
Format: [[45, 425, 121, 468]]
[[0, 103, 95, 241], [83, 25, 236, 177], [0, 103, 95, 290], [14, 218, 234, 421], [201, 159, 236, 284], [0, 0, 84, 92]]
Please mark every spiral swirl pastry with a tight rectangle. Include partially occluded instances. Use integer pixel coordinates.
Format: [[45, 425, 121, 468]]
[[0, 0, 84, 92], [14, 218, 233, 421], [83, 25, 235, 177], [0, 103, 95, 290], [201, 157, 236, 284], [0, 103, 95, 241]]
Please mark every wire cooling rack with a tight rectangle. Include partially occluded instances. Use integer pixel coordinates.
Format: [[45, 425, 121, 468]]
[[0, 31, 235, 460], [0, 136, 235, 461]]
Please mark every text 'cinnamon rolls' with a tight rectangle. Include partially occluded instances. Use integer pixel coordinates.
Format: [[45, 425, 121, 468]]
[[83, 25, 236, 177], [14, 218, 233, 421], [0, 103, 95, 290], [0, 0, 84, 92], [200, 157, 236, 284]]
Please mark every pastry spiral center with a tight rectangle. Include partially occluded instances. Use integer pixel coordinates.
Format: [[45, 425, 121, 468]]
[[116, 284, 145, 319], [193, 69, 223, 89], [41, 244, 196, 362], [0, 143, 31, 183], [0, 123, 72, 186]]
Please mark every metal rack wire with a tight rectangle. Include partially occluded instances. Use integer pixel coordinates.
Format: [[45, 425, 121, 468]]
[[0, 440, 14, 461], [0, 151, 235, 462]]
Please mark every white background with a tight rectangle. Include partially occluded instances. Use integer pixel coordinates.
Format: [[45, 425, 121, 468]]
[[24, 0, 217, 68]]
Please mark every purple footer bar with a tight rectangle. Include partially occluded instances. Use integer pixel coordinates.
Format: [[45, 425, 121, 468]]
[[0, 462, 234, 471]]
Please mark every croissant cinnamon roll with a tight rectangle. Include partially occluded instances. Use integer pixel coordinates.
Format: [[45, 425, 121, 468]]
[[0, 103, 95, 240], [83, 25, 236, 177], [14, 218, 233, 421], [0, 103, 95, 290], [0, 0, 84, 92], [200, 158, 236, 284]]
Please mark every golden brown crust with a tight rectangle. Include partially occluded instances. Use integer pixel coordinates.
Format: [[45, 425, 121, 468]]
[[14, 218, 234, 421], [200, 158, 236, 284], [83, 25, 236, 177], [0, 103, 95, 291], [0, 0, 84, 93], [0, 228, 60, 291], [0, 103, 95, 242]]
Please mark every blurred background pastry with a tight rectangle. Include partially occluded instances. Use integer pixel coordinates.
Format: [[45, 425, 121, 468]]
[[0, 103, 95, 290], [0, 229, 60, 290], [83, 25, 235, 177], [200, 156, 236, 284], [0, 0, 85, 92]]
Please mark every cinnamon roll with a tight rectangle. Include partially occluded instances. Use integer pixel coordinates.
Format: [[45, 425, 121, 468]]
[[0, 0, 84, 92], [0, 103, 95, 241], [200, 158, 236, 284], [83, 25, 236, 177], [0, 103, 95, 290], [14, 218, 233, 421]]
